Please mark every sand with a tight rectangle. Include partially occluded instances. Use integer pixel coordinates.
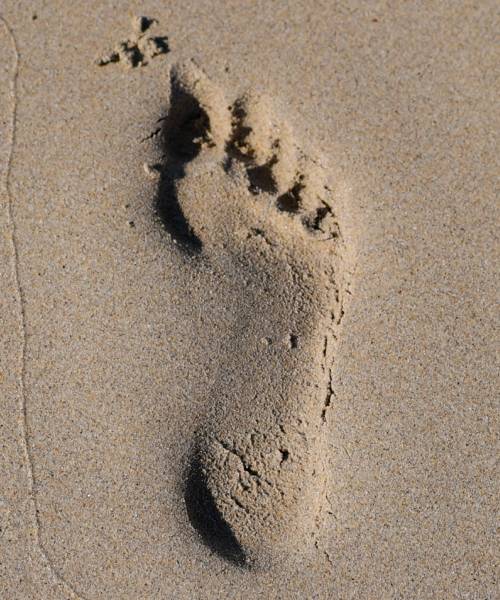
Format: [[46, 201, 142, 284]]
[[0, 1, 498, 598]]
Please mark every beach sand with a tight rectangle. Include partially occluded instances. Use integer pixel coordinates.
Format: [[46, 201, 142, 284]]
[[0, 2, 498, 598]]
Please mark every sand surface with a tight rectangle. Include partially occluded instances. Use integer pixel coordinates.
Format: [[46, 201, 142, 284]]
[[0, 2, 498, 598]]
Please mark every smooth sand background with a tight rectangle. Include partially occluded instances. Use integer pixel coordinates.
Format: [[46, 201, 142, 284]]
[[1, 1, 498, 598]]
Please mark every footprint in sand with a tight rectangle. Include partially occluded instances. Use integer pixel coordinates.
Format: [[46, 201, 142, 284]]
[[151, 61, 350, 569]]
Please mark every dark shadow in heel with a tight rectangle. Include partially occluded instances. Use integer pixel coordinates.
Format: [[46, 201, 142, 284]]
[[184, 456, 247, 567]]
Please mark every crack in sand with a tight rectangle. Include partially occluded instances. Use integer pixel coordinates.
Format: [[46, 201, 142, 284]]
[[0, 16, 87, 600], [217, 438, 273, 486]]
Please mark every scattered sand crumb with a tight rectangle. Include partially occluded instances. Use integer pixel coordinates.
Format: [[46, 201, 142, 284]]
[[143, 163, 161, 178], [96, 15, 169, 68]]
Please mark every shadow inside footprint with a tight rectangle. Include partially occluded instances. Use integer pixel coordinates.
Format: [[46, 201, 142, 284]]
[[153, 71, 213, 253], [184, 457, 247, 568], [155, 167, 202, 253]]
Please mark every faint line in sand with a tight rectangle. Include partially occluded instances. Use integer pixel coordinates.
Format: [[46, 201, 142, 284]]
[[0, 15, 87, 600]]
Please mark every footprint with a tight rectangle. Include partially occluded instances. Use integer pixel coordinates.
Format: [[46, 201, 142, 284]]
[[152, 61, 349, 569]]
